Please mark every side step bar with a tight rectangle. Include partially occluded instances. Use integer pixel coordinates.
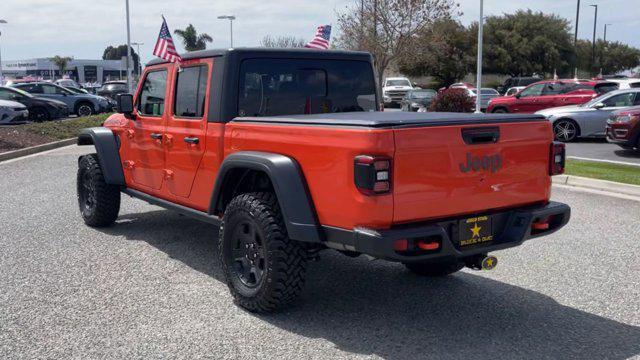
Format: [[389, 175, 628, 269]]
[[122, 188, 222, 226]]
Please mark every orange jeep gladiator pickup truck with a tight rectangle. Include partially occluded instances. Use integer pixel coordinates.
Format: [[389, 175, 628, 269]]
[[76, 48, 570, 312]]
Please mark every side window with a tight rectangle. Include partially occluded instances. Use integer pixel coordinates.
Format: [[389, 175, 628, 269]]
[[0, 89, 12, 100], [519, 84, 544, 97], [41, 84, 59, 95], [634, 93, 640, 106], [542, 83, 563, 95], [602, 93, 635, 107], [26, 84, 43, 94], [174, 65, 209, 118], [138, 70, 168, 116]]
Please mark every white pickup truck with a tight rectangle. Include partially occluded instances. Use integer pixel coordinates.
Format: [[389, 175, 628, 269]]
[[382, 77, 414, 107]]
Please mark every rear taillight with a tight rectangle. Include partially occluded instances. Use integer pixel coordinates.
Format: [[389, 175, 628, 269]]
[[550, 141, 565, 175], [354, 155, 391, 195]]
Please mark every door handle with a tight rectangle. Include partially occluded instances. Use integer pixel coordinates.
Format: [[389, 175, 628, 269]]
[[150, 133, 163, 140], [184, 137, 199, 145]]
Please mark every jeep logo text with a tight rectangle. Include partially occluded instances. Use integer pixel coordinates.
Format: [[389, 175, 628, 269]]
[[459, 153, 502, 173]]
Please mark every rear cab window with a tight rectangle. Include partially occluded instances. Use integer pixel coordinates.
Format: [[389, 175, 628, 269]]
[[137, 70, 168, 116], [238, 59, 376, 117], [174, 65, 209, 118]]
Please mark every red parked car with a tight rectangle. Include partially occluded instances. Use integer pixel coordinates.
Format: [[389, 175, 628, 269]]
[[486, 79, 616, 114], [606, 106, 640, 150]]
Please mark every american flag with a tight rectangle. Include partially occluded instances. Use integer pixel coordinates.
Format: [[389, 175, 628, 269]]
[[153, 17, 182, 63], [304, 25, 332, 50]]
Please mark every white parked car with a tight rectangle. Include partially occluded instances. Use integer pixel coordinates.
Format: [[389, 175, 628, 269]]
[[0, 99, 29, 125], [383, 77, 414, 107]]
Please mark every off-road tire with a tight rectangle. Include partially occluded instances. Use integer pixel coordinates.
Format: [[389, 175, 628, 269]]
[[219, 192, 307, 312], [77, 154, 120, 227], [404, 260, 464, 277]]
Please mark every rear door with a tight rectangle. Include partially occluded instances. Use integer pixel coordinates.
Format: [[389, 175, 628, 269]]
[[164, 59, 212, 198], [39, 83, 75, 109], [126, 65, 171, 193]]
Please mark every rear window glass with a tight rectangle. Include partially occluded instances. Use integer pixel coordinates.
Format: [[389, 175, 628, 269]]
[[238, 59, 376, 117], [174, 65, 209, 118]]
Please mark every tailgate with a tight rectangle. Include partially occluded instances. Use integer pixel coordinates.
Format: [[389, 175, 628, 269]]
[[392, 120, 552, 223]]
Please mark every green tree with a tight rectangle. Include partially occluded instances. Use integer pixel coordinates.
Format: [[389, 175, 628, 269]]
[[576, 39, 640, 75], [475, 10, 574, 77], [48, 56, 73, 77], [335, 0, 461, 87], [102, 45, 140, 74], [173, 24, 213, 51], [398, 18, 473, 87]]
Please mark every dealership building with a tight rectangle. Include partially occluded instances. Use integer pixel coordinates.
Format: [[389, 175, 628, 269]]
[[0, 58, 127, 84]]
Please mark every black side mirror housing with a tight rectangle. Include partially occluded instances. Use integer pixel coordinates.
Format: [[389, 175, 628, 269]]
[[514, 93, 521, 99], [117, 93, 135, 115]]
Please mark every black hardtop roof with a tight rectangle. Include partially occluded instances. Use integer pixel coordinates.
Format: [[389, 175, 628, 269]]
[[234, 111, 546, 128], [146, 47, 373, 66]]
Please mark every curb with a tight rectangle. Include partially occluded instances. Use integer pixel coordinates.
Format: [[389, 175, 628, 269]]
[[553, 174, 640, 197], [0, 138, 77, 163]]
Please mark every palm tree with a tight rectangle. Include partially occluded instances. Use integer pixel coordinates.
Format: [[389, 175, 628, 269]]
[[174, 24, 213, 51], [48, 56, 73, 79]]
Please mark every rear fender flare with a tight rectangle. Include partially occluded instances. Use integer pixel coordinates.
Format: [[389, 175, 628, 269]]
[[210, 151, 321, 243], [77, 127, 125, 186]]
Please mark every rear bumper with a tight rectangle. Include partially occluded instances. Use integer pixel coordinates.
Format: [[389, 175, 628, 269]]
[[322, 201, 570, 263]]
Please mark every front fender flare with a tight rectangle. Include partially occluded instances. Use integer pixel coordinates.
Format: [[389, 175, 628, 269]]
[[77, 127, 125, 186], [210, 151, 321, 243]]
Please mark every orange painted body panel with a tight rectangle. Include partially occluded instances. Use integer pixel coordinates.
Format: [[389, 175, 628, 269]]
[[224, 122, 395, 229], [392, 121, 552, 223], [106, 59, 554, 233]]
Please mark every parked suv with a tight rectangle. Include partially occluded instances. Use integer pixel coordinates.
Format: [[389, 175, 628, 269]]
[[11, 82, 109, 117], [75, 48, 570, 312], [383, 77, 414, 107], [486, 80, 614, 114], [607, 106, 640, 150], [497, 77, 541, 94]]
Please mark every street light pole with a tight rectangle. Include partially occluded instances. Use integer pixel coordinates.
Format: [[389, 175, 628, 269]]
[[125, 0, 133, 92], [475, 0, 484, 114], [590, 4, 598, 73], [217, 15, 236, 48], [132, 42, 144, 77], [0, 20, 7, 85], [573, 0, 580, 78], [604, 23, 612, 42]]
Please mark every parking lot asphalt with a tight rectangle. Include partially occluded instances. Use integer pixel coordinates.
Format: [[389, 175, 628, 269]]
[[565, 139, 640, 165], [1, 146, 639, 359]]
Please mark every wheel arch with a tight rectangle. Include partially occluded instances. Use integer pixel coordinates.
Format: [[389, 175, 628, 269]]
[[210, 151, 321, 243], [77, 127, 125, 186]]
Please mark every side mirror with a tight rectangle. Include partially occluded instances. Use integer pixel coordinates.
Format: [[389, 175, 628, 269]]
[[117, 93, 135, 115], [515, 93, 522, 99], [593, 102, 605, 109]]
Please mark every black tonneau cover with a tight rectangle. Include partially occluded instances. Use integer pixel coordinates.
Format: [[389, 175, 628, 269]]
[[232, 111, 546, 128]]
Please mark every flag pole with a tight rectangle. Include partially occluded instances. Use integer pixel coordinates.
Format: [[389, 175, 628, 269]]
[[125, 0, 133, 93], [475, 0, 484, 114]]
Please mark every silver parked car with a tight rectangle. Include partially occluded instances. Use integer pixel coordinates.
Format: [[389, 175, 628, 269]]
[[0, 99, 29, 125], [536, 88, 640, 142]]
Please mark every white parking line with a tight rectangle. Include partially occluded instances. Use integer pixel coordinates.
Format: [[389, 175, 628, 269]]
[[567, 156, 640, 167], [553, 183, 640, 202]]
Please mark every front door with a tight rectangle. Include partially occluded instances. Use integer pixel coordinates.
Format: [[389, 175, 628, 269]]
[[164, 59, 212, 198], [513, 83, 545, 113], [126, 66, 171, 192]]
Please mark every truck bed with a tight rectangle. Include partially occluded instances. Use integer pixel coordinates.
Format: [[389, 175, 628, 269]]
[[232, 111, 545, 128]]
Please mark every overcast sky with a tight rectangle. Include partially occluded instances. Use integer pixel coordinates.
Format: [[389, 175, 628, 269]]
[[0, 0, 638, 63]]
